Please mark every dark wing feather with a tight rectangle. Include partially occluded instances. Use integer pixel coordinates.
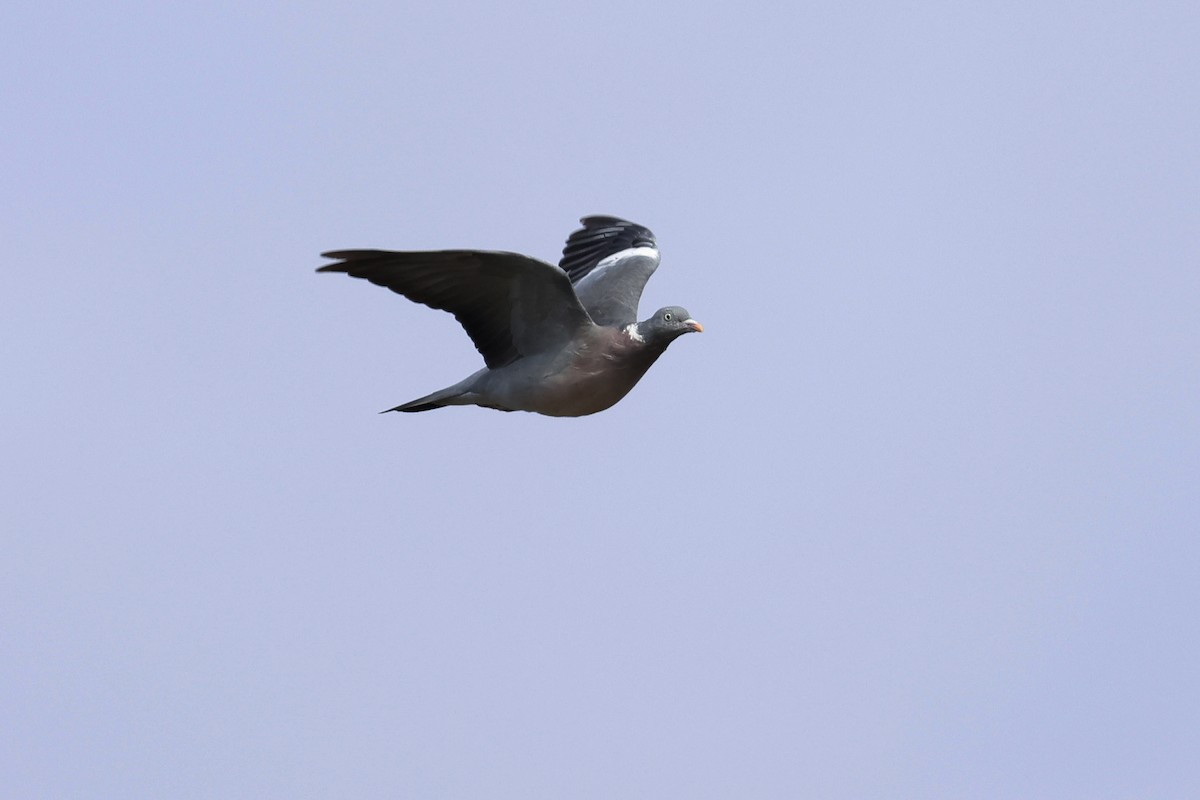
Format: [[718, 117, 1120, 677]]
[[558, 217, 661, 327], [559, 216, 657, 283], [318, 249, 591, 369]]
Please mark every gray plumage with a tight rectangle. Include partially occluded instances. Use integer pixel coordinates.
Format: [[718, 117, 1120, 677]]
[[318, 216, 702, 416]]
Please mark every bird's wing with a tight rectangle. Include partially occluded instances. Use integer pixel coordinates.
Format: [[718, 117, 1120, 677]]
[[558, 216, 661, 327], [318, 250, 593, 369]]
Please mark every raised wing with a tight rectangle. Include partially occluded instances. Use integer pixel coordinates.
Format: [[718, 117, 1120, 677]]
[[318, 250, 592, 369], [558, 216, 662, 327]]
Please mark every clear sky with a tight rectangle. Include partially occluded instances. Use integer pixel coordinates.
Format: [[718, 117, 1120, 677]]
[[4, 2, 1198, 797]]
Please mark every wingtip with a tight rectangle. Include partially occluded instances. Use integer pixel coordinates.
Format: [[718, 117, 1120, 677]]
[[318, 250, 360, 272], [578, 214, 637, 228]]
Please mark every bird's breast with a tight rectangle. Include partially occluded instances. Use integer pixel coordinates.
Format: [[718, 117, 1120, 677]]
[[481, 330, 665, 417], [536, 337, 663, 416]]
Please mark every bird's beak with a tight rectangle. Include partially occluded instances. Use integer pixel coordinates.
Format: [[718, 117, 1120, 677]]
[[684, 319, 704, 333]]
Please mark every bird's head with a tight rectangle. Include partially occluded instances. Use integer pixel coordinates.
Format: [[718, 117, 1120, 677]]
[[636, 306, 703, 346]]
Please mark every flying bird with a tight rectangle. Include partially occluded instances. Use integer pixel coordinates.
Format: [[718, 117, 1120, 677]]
[[318, 216, 702, 416]]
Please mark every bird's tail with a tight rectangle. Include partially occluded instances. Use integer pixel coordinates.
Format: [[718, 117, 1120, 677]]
[[383, 400, 442, 413], [381, 385, 464, 413]]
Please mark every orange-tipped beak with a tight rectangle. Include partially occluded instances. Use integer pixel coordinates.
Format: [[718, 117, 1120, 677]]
[[685, 319, 704, 333]]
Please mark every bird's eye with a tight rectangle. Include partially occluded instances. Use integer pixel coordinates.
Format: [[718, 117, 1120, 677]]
[[664, 312, 673, 321]]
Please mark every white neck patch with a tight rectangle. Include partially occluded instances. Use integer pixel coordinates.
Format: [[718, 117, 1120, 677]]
[[624, 323, 645, 343]]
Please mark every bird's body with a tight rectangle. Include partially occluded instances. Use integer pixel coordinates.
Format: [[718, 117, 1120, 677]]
[[405, 326, 669, 416], [318, 216, 701, 416]]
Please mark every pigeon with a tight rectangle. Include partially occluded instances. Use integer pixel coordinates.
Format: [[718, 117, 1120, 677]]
[[318, 215, 702, 416]]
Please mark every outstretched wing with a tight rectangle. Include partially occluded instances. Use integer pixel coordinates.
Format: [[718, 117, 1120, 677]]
[[558, 216, 662, 327], [318, 250, 592, 369]]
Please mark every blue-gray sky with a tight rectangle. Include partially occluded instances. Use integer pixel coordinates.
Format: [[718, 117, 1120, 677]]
[[4, 2, 1198, 797]]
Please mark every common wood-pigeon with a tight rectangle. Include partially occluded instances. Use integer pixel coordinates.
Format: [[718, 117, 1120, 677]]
[[318, 216, 702, 416]]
